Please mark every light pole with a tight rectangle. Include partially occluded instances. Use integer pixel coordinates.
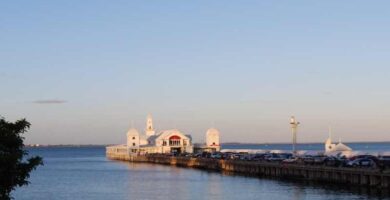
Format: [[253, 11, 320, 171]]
[[290, 116, 300, 154]]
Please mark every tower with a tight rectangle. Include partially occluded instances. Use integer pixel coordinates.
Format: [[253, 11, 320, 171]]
[[127, 128, 140, 148], [145, 114, 155, 137], [325, 126, 335, 152], [206, 128, 221, 152], [290, 116, 300, 154], [206, 128, 220, 147]]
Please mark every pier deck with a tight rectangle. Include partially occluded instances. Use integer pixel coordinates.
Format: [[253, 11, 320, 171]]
[[106, 151, 390, 192]]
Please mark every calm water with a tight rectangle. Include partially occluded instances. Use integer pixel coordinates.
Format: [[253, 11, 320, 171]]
[[12, 144, 390, 200]]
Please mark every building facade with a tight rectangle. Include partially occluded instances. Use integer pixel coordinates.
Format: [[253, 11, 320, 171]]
[[107, 114, 222, 155], [126, 114, 195, 154]]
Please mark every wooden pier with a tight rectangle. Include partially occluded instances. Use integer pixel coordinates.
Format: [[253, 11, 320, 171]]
[[106, 151, 390, 192]]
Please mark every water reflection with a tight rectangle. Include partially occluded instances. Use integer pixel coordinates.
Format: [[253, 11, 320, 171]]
[[44, 158, 390, 200], [123, 163, 389, 200]]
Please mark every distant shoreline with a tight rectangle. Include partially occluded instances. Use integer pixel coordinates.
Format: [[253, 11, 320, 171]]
[[25, 141, 390, 148], [24, 144, 107, 148], [222, 141, 390, 145]]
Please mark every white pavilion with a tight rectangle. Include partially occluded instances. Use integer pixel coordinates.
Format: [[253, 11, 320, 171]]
[[324, 127, 352, 153], [110, 114, 221, 155]]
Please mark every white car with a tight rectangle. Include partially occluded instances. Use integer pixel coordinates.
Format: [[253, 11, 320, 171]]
[[346, 158, 375, 168]]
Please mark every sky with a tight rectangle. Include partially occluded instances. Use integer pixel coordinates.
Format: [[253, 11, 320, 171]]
[[1, 1, 390, 145]]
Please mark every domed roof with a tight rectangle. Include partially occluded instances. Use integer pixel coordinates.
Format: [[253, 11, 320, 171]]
[[127, 128, 140, 136], [334, 142, 352, 151], [154, 129, 191, 141], [157, 129, 183, 138], [206, 128, 220, 136]]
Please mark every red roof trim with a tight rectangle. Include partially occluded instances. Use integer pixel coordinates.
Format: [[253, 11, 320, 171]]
[[169, 135, 181, 140]]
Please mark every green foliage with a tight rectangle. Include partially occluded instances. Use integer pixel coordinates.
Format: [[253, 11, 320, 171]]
[[0, 118, 43, 200]]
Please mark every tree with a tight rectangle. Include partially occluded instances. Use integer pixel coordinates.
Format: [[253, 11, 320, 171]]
[[0, 118, 43, 199]]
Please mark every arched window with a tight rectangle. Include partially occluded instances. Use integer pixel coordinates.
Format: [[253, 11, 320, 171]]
[[169, 135, 181, 146]]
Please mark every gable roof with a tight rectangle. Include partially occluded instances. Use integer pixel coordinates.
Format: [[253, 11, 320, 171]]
[[154, 129, 191, 141]]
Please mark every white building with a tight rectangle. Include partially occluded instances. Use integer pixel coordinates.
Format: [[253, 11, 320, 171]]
[[193, 128, 221, 153], [125, 114, 194, 154], [205, 128, 221, 152], [147, 129, 194, 154], [324, 128, 352, 153], [107, 114, 223, 155]]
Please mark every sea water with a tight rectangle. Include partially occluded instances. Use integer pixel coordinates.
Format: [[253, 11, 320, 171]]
[[12, 143, 390, 200]]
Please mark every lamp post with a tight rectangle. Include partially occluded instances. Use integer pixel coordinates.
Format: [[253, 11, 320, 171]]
[[290, 116, 300, 154]]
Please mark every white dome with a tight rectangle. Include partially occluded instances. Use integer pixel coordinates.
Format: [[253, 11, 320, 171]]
[[206, 128, 220, 136], [127, 128, 140, 136], [334, 142, 352, 151], [206, 128, 220, 147]]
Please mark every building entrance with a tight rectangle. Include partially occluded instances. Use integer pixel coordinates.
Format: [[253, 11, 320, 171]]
[[171, 147, 181, 154]]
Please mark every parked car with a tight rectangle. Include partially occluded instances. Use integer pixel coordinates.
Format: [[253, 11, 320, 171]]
[[229, 153, 241, 160], [346, 158, 376, 168], [192, 153, 202, 158], [324, 156, 339, 167], [251, 153, 267, 161], [301, 156, 315, 165], [349, 155, 380, 165], [282, 157, 298, 164], [266, 153, 292, 162], [313, 156, 327, 165], [211, 153, 222, 159], [378, 156, 390, 169]]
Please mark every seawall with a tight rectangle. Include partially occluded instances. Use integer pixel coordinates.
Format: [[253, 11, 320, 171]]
[[106, 152, 390, 192]]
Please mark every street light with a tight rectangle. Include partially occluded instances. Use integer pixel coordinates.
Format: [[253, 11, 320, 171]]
[[290, 116, 300, 154]]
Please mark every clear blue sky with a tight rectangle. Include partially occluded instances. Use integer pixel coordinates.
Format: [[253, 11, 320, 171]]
[[1, 1, 390, 144]]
